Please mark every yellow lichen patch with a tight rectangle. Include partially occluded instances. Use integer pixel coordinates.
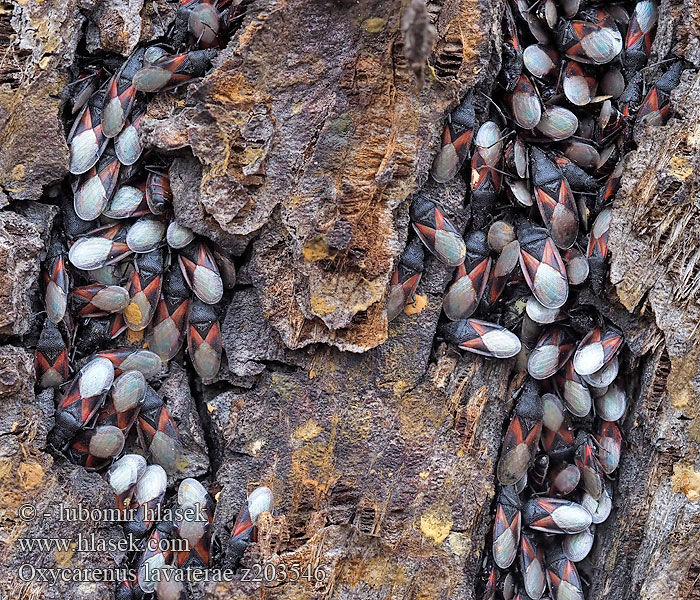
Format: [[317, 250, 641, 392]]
[[689, 418, 700, 444], [11, 164, 25, 180], [446, 532, 471, 556], [392, 378, 413, 398], [238, 14, 267, 49], [242, 146, 266, 166], [668, 155, 694, 180], [420, 503, 452, 544], [310, 294, 336, 316], [0, 459, 13, 480], [362, 17, 386, 33], [18, 461, 44, 490], [339, 556, 408, 589], [404, 293, 428, 315], [361, 557, 408, 588], [668, 354, 699, 413], [671, 464, 700, 502], [398, 389, 447, 440], [290, 416, 338, 505], [123, 303, 142, 326], [302, 236, 330, 262], [209, 72, 270, 110], [339, 408, 372, 444], [294, 419, 323, 442], [56, 542, 75, 568]]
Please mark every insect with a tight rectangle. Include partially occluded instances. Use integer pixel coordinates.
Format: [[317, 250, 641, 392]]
[[441, 318, 522, 359], [68, 89, 108, 175], [387, 237, 424, 322], [106, 453, 147, 510], [68, 425, 125, 470], [167, 221, 196, 249], [97, 370, 147, 435], [146, 170, 173, 215], [173, 478, 216, 568], [115, 104, 146, 166], [73, 145, 121, 221], [518, 220, 569, 310], [623, 0, 658, 78], [595, 420, 623, 474], [563, 527, 595, 563], [497, 382, 543, 485], [102, 48, 146, 139], [443, 231, 492, 321], [476, 555, 498, 600], [146, 267, 192, 361], [522, 497, 592, 534], [132, 49, 218, 92], [126, 214, 168, 254], [430, 92, 476, 183], [484, 240, 520, 307], [68, 226, 133, 271], [499, 3, 523, 92], [529, 453, 550, 491], [527, 326, 576, 380], [226, 486, 275, 568], [554, 359, 592, 417], [187, 298, 223, 380], [470, 121, 504, 227], [573, 324, 624, 376], [595, 383, 627, 422], [410, 193, 467, 266], [507, 75, 542, 130], [72, 283, 131, 317], [48, 357, 115, 450], [178, 241, 224, 305], [124, 464, 168, 538], [97, 348, 163, 378], [530, 148, 579, 250], [636, 60, 684, 126], [137, 520, 175, 592], [548, 462, 581, 496], [104, 180, 150, 219], [123, 250, 164, 331], [137, 386, 183, 474], [557, 8, 623, 65], [520, 532, 546, 600], [35, 318, 70, 390], [492, 485, 521, 569], [43, 237, 70, 324]]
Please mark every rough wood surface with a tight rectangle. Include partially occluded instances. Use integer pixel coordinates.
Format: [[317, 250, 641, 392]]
[[0, 0, 699, 599]]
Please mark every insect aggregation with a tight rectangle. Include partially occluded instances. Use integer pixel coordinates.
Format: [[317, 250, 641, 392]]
[[389, 0, 683, 600], [33, 0, 681, 597], [35, 1, 275, 598], [389, 1, 681, 599]]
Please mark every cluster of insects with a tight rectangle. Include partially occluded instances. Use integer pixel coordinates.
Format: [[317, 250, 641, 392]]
[[388, 1, 683, 599], [32, 1, 279, 598], [29, 0, 682, 595]]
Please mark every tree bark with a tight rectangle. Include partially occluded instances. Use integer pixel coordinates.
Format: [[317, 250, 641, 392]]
[[0, 0, 699, 599]]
